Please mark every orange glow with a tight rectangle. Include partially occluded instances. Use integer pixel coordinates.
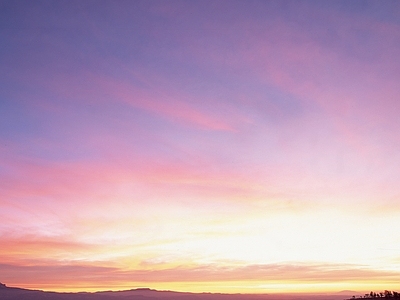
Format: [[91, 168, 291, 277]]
[[1, 0, 400, 294]]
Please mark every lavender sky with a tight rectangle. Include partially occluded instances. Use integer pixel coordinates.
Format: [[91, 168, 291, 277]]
[[1, 0, 400, 293]]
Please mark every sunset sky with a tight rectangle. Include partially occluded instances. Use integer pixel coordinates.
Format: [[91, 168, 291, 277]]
[[1, 0, 400, 294]]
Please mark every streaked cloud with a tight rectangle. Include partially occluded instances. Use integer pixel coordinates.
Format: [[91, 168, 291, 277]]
[[1, 262, 399, 287], [1, 0, 400, 293]]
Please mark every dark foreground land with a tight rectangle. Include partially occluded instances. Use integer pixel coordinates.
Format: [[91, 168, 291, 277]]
[[0, 282, 357, 300]]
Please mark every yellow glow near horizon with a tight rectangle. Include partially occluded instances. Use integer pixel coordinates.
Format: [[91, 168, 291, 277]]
[[2, 0, 400, 294], [16, 280, 400, 294]]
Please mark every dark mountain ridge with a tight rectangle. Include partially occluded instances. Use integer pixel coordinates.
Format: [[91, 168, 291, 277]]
[[0, 282, 357, 300]]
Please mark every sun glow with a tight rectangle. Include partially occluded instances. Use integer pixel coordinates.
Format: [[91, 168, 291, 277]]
[[1, 0, 400, 294]]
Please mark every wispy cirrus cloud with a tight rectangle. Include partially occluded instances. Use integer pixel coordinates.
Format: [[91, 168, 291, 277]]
[[2, 1, 400, 293], [1, 262, 399, 287]]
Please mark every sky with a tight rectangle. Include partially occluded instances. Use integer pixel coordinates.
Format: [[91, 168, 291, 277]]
[[1, 0, 400, 294]]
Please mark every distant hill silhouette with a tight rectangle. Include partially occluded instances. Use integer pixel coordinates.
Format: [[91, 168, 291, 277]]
[[0, 282, 359, 300]]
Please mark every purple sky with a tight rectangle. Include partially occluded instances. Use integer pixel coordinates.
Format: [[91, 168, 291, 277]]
[[1, 0, 400, 293]]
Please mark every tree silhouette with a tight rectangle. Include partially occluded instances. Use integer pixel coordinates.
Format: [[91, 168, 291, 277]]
[[350, 291, 400, 300]]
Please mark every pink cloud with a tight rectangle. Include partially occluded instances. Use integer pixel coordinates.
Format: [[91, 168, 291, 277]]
[[0, 237, 95, 265], [14, 62, 237, 132], [171, 3, 400, 148], [2, 3, 400, 293], [1, 262, 398, 288], [164, 4, 400, 191], [104, 79, 234, 131]]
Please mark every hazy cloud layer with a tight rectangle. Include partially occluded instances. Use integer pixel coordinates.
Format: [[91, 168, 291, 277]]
[[1, 0, 400, 293]]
